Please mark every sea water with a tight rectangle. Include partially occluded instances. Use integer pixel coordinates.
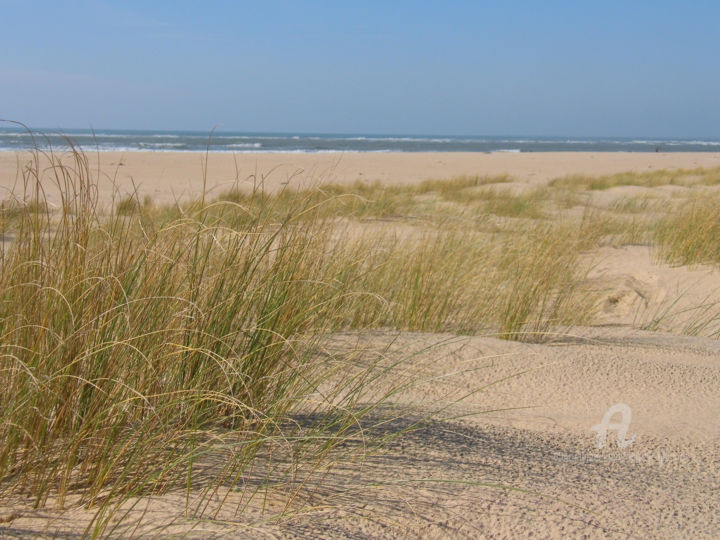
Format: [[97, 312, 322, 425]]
[[1, 127, 718, 153]]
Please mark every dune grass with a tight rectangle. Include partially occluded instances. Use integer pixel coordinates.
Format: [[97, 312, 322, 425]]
[[115, 193, 153, 215], [549, 166, 720, 190], [0, 149, 398, 534], [472, 187, 549, 219], [211, 174, 516, 224], [654, 195, 720, 265], [0, 145, 603, 536], [0, 197, 50, 232]]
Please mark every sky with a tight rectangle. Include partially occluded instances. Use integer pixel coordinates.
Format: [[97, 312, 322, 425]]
[[1, 0, 719, 137]]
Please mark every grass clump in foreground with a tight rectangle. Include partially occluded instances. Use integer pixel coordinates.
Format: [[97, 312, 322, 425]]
[[0, 149, 402, 536], [0, 145, 598, 536]]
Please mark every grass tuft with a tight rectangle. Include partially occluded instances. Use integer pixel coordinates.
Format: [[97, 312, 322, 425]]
[[655, 196, 720, 265], [115, 193, 152, 215], [549, 166, 720, 191]]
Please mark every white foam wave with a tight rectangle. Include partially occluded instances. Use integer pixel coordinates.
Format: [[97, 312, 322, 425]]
[[665, 140, 720, 146], [138, 142, 186, 148]]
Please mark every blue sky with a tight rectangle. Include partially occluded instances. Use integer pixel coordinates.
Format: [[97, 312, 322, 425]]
[[2, 0, 719, 137]]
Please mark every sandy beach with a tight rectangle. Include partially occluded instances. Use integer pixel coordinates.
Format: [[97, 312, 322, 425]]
[[5, 0, 720, 540], [2, 151, 720, 538], [4, 0, 719, 535], [2, 151, 720, 207]]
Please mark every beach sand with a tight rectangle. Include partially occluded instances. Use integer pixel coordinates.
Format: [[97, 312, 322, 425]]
[[2, 150, 720, 207], [2, 151, 720, 538]]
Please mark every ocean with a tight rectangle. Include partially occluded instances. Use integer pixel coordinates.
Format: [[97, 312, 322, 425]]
[[1, 128, 719, 153]]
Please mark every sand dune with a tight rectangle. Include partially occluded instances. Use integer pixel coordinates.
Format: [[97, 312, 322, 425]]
[[5, 324, 718, 538], [4, 261, 719, 539], [2, 152, 720, 538]]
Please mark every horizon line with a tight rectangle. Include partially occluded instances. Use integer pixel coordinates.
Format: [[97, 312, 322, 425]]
[[1, 125, 719, 141]]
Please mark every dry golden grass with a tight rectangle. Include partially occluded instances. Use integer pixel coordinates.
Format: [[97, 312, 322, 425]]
[[0, 145, 600, 537], [549, 166, 720, 190], [655, 194, 720, 265]]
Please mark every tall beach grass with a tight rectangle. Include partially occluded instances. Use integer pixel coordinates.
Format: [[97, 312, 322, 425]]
[[0, 141, 601, 536]]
